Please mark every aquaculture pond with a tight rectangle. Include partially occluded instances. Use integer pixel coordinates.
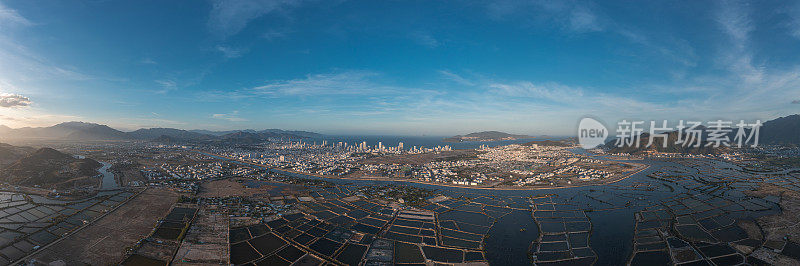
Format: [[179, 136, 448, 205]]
[[221, 153, 799, 265], [0, 190, 137, 265]]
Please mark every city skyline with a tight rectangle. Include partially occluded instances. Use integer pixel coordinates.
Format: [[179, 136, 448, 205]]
[[1, 0, 800, 135]]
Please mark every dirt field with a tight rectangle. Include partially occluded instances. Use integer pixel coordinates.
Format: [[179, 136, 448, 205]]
[[172, 206, 229, 265], [197, 178, 299, 198], [28, 188, 179, 265], [748, 184, 800, 242]]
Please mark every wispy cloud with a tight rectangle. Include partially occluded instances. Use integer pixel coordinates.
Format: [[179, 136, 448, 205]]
[[248, 71, 402, 96], [409, 31, 440, 48], [262, 28, 290, 40], [716, 0, 753, 44], [216, 45, 247, 58], [0, 93, 31, 108], [439, 70, 474, 86], [0, 4, 98, 85], [785, 2, 800, 39], [715, 0, 763, 84], [567, 5, 602, 32], [207, 0, 302, 39], [488, 81, 584, 102], [0, 2, 31, 27], [212, 111, 247, 122], [139, 58, 157, 65], [487, 0, 603, 33], [154, 79, 177, 94]]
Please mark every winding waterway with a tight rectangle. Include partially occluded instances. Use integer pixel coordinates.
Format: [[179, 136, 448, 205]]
[[98, 162, 118, 190]]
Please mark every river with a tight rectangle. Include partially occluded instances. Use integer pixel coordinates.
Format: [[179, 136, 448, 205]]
[[98, 162, 118, 190]]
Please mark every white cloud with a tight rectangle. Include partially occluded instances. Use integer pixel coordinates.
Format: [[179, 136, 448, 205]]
[[216, 45, 247, 58], [262, 29, 289, 40], [785, 2, 800, 39], [488, 81, 584, 102], [248, 71, 401, 96], [715, 0, 763, 84], [409, 31, 440, 48], [0, 93, 31, 108], [154, 79, 178, 94], [486, 0, 603, 33], [0, 2, 31, 27], [139, 58, 157, 65], [716, 0, 753, 44], [155, 79, 176, 88], [212, 111, 247, 122], [439, 70, 474, 86], [208, 0, 301, 39], [568, 5, 602, 32]]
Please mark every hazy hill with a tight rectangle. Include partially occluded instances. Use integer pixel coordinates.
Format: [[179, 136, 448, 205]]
[[60, 122, 129, 140], [2, 148, 101, 188], [260, 129, 322, 138], [0, 143, 35, 166], [188, 129, 251, 136], [129, 128, 214, 141], [760, 114, 800, 146], [444, 131, 533, 142], [208, 130, 313, 145], [190, 129, 321, 138], [0, 122, 127, 140], [0, 122, 321, 143]]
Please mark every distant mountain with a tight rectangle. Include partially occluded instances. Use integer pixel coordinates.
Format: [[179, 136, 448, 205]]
[[58, 122, 128, 140], [0, 122, 321, 143], [189, 129, 257, 136], [128, 128, 214, 141], [190, 129, 321, 138], [207, 130, 314, 145], [0, 122, 127, 140], [0, 143, 35, 166], [759, 114, 800, 146], [260, 129, 322, 138], [1, 148, 101, 188], [218, 131, 267, 144], [444, 131, 533, 142]]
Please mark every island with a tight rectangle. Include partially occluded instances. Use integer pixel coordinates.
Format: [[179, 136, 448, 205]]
[[443, 131, 534, 142]]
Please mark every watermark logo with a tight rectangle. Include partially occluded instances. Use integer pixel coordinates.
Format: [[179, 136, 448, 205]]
[[578, 117, 609, 149], [612, 120, 761, 148]]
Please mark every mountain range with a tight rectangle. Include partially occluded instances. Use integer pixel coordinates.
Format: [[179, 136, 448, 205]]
[[759, 114, 800, 145], [0, 122, 321, 143]]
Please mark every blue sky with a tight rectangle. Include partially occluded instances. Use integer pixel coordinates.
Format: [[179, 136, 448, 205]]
[[0, 0, 799, 135]]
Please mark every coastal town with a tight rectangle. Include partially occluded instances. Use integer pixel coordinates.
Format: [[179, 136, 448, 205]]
[[193, 139, 643, 189]]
